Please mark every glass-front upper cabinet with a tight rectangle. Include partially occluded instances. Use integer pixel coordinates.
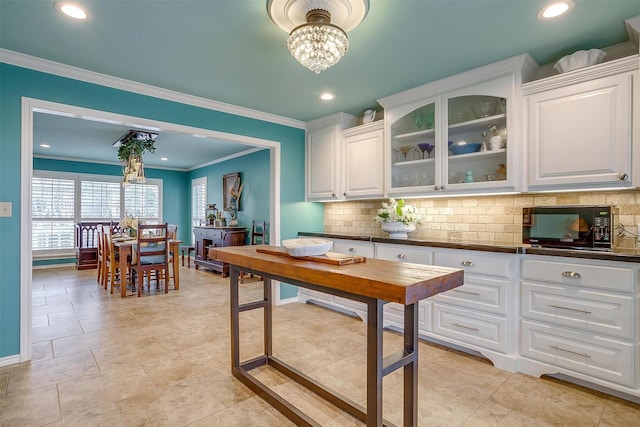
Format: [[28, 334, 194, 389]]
[[445, 95, 507, 189], [389, 100, 439, 192], [386, 74, 516, 196]]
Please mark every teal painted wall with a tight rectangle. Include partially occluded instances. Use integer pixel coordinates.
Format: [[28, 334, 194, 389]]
[[0, 63, 324, 358], [190, 149, 271, 241]]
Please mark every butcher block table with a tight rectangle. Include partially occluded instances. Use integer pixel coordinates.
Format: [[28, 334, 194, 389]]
[[210, 245, 464, 427]]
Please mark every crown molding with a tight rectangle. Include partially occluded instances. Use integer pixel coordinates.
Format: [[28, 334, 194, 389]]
[[522, 54, 639, 95], [1, 49, 305, 130]]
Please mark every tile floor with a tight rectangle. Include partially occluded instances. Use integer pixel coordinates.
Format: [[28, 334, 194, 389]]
[[1, 265, 639, 426]]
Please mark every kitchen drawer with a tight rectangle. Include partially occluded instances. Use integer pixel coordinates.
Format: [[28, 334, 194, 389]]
[[432, 303, 507, 353], [384, 300, 430, 332], [522, 282, 633, 339], [375, 243, 433, 265], [434, 250, 512, 278], [520, 320, 634, 387], [331, 239, 375, 258], [432, 275, 508, 316], [521, 258, 634, 293]]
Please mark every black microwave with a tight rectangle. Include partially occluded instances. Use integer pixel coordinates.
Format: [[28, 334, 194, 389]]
[[522, 206, 618, 251]]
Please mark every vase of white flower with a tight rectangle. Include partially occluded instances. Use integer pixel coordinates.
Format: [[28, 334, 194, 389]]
[[375, 198, 421, 239], [381, 221, 416, 239]]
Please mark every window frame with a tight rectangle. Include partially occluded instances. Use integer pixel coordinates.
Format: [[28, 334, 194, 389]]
[[32, 170, 163, 259]]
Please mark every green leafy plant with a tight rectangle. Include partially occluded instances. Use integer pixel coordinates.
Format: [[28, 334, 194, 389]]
[[117, 134, 156, 162]]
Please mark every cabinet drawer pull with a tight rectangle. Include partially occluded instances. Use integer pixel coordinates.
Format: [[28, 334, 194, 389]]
[[348, 248, 356, 253], [451, 322, 479, 332], [397, 254, 408, 260], [461, 260, 474, 267], [549, 304, 591, 314], [561, 271, 581, 278], [453, 289, 480, 296], [550, 345, 591, 358]]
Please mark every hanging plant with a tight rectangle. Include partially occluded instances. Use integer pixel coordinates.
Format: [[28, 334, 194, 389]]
[[117, 133, 156, 162]]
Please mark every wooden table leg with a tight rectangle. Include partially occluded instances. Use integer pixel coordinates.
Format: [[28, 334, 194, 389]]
[[119, 245, 130, 298], [172, 242, 180, 290]]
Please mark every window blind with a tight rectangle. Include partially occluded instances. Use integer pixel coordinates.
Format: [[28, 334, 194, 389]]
[[81, 180, 121, 220], [124, 183, 160, 223], [32, 177, 75, 250], [192, 177, 207, 228]]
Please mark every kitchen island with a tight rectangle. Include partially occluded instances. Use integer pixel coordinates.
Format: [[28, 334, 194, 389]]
[[209, 245, 464, 426]]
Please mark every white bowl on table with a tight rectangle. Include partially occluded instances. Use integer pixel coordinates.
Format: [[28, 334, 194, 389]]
[[282, 238, 333, 257]]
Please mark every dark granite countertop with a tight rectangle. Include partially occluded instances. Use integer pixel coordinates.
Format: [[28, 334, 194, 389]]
[[298, 232, 640, 263]]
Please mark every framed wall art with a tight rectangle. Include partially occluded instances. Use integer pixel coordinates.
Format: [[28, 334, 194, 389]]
[[223, 172, 241, 212]]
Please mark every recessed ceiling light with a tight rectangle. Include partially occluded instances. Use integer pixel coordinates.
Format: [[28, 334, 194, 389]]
[[320, 92, 335, 101], [39, 144, 51, 148], [160, 157, 168, 161], [537, 0, 574, 20], [55, 2, 88, 20]]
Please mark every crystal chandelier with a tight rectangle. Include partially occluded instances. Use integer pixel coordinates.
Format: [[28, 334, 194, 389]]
[[268, 0, 369, 74], [287, 9, 348, 74]]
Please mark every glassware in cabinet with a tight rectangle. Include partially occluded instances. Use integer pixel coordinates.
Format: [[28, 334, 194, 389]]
[[389, 102, 438, 191], [446, 95, 508, 186]]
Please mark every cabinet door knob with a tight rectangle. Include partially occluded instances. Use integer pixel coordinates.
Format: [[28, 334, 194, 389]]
[[331, 193, 336, 197], [562, 271, 581, 278], [348, 248, 356, 253], [461, 260, 474, 267], [343, 192, 347, 196], [618, 173, 629, 181], [434, 185, 439, 191], [440, 185, 446, 191], [398, 254, 408, 259]]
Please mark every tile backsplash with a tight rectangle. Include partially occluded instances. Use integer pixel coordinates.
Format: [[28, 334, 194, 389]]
[[323, 190, 640, 248]]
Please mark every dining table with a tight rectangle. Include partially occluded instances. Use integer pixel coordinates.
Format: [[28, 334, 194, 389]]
[[209, 244, 464, 426], [114, 237, 182, 297]]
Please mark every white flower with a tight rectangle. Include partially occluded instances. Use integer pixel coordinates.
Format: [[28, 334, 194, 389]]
[[374, 198, 422, 225]]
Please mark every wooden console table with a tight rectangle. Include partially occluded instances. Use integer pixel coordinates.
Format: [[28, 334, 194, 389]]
[[210, 245, 464, 426], [193, 226, 246, 277]]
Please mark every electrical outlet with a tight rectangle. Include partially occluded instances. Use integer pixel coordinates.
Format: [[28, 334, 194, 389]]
[[0, 202, 12, 217]]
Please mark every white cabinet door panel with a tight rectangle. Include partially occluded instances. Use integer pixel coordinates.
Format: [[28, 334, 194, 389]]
[[433, 275, 508, 315], [432, 303, 507, 352], [522, 282, 633, 339], [521, 259, 634, 293], [434, 250, 512, 278], [527, 73, 632, 188], [520, 320, 634, 387]]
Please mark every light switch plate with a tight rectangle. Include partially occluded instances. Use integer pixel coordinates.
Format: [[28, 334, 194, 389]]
[[0, 202, 11, 217]]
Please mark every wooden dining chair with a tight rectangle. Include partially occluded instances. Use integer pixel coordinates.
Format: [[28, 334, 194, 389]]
[[131, 223, 170, 297], [241, 221, 267, 282], [96, 224, 105, 287], [167, 224, 178, 288], [105, 228, 124, 294]]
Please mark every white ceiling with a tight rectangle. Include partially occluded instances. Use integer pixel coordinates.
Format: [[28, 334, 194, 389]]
[[3, 0, 640, 168]]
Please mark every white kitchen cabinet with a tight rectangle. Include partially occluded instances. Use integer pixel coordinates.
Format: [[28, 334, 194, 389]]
[[524, 58, 637, 190], [375, 243, 434, 332], [379, 54, 537, 197], [519, 256, 637, 389], [342, 121, 384, 199], [428, 248, 518, 371], [305, 113, 358, 201]]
